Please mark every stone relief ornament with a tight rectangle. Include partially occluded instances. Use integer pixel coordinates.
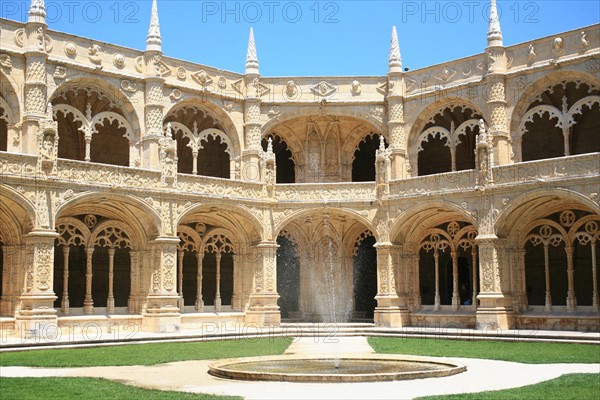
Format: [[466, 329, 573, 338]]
[[120, 80, 138, 93], [176, 67, 186, 80], [580, 31, 590, 49], [268, 106, 280, 118], [113, 53, 126, 69], [528, 44, 536, 64], [284, 80, 299, 99], [222, 100, 234, 111], [218, 76, 227, 89], [14, 29, 25, 47], [192, 70, 213, 86], [310, 81, 337, 98], [376, 81, 388, 95], [64, 42, 77, 57], [88, 44, 102, 64], [351, 80, 362, 96], [134, 56, 143, 73], [169, 89, 182, 100], [436, 67, 456, 82], [0, 54, 12, 70], [53, 66, 66, 80], [552, 37, 564, 57]]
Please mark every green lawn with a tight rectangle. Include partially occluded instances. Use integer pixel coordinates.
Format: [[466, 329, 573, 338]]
[[417, 373, 600, 400], [0, 377, 240, 400], [0, 337, 292, 367], [368, 337, 600, 363]]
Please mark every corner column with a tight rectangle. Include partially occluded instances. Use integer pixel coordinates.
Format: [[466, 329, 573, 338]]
[[475, 234, 515, 330], [16, 229, 58, 337], [373, 242, 409, 327], [245, 241, 280, 326], [142, 237, 181, 332]]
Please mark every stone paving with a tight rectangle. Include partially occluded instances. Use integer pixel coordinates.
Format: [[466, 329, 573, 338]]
[[2, 335, 599, 399]]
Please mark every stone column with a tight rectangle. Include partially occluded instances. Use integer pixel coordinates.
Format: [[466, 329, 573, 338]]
[[373, 242, 409, 327], [451, 250, 460, 310], [565, 246, 577, 311], [245, 242, 280, 326], [142, 237, 181, 332], [22, 18, 48, 155], [106, 248, 116, 314], [16, 229, 58, 337], [177, 249, 184, 311], [195, 252, 204, 311], [231, 253, 242, 311], [475, 235, 515, 330], [214, 252, 222, 311], [242, 87, 262, 182], [60, 246, 70, 314], [141, 53, 165, 170], [83, 247, 94, 314], [486, 51, 511, 165]]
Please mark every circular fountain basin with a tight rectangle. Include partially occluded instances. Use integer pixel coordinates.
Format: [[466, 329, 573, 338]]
[[209, 354, 466, 382]]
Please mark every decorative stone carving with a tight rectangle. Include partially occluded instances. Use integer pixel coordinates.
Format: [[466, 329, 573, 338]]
[[64, 42, 77, 57], [218, 76, 227, 89], [284, 80, 299, 99], [169, 89, 182, 100], [159, 123, 178, 186], [113, 53, 126, 69], [351, 80, 362, 96], [310, 81, 337, 98], [528, 44, 536, 63], [375, 136, 392, 198], [580, 31, 590, 49], [552, 37, 564, 57], [176, 67, 186, 80], [0, 54, 12, 70], [53, 65, 66, 80], [88, 44, 102, 64], [436, 67, 456, 82], [192, 70, 213, 87], [14, 28, 25, 47], [120, 80, 138, 93], [134, 56, 143, 73]]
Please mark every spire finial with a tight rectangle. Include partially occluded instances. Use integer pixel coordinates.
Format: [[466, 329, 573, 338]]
[[146, 0, 162, 52], [388, 26, 402, 73], [29, 0, 46, 24], [245, 27, 259, 75], [487, 0, 503, 47]]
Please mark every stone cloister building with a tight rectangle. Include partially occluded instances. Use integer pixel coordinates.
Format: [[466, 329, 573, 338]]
[[0, 0, 598, 337]]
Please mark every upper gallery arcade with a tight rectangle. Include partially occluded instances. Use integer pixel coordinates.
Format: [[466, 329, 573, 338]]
[[0, 0, 598, 336]]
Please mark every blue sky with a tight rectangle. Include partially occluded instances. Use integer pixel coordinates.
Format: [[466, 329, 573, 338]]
[[3, 1, 599, 76]]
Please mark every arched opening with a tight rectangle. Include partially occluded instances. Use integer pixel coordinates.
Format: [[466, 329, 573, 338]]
[[522, 210, 599, 311], [52, 87, 132, 166], [262, 134, 295, 183], [201, 252, 234, 307], [164, 106, 233, 178], [276, 234, 300, 318], [520, 81, 600, 161], [181, 251, 198, 306], [352, 234, 377, 320], [571, 102, 600, 155], [418, 135, 451, 176], [418, 221, 478, 309], [416, 105, 482, 176], [198, 135, 230, 179], [90, 119, 129, 166], [521, 114, 564, 161], [352, 134, 385, 182]]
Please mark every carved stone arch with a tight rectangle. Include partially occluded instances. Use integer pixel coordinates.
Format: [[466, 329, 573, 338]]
[[48, 78, 141, 140], [341, 125, 380, 163], [566, 95, 600, 128], [177, 225, 202, 253], [0, 96, 14, 124], [55, 217, 91, 247], [419, 227, 454, 252], [89, 220, 135, 250], [50, 80, 140, 166], [518, 105, 565, 136], [510, 71, 600, 161], [348, 228, 375, 256], [408, 97, 488, 153], [495, 188, 600, 239], [262, 106, 387, 137], [163, 100, 241, 158], [0, 69, 21, 123], [410, 100, 485, 176], [276, 222, 309, 255], [391, 201, 476, 245], [262, 126, 303, 165], [520, 219, 569, 247], [54, 192, 162, 240], [175, 203, 262, 244], [274, 208, 377, 242], [568, 214, 600, 245], [0, 73, 20, 152], [203, 228, 236, 254], [0, 184, 36, 234]]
